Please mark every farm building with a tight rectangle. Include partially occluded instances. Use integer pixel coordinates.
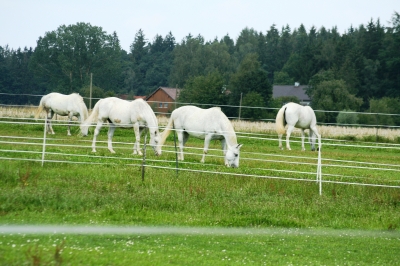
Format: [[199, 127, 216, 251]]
[[146, 87, 180, 114], [272, 83, 310, 105], [144, 84, 309, 114]]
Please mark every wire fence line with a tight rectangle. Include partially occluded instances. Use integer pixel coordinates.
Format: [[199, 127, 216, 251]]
[[1, 114, 400, 149], [2, 136, 399, 175], [0, 116, 399, 193], [1, 97, 400, 192], [2, 92, 400, 129]]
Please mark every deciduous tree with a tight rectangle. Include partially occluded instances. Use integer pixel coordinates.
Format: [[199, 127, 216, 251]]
[[29, 23, 121, 93]]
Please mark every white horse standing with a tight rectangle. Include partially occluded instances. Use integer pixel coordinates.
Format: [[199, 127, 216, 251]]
[[80, 97, 161, 156], [275, 102, 321, 151], [34, 92, 88, 136], [160, 106, 242, 167]]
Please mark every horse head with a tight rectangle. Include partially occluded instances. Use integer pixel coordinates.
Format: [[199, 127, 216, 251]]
[[149, 129, 162, 156], [80, 124, 89, 137], [225, 144, 243, 168]]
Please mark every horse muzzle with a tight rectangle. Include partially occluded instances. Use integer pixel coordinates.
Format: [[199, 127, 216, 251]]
[[153, 147, 161, 156], [226, 162, 238, 168]]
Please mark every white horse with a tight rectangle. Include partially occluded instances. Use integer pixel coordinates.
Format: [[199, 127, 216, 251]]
[[80, 97, 161, 156], [276, 102, 321, 151], [34, 92, 88, 136], [160, 106, 242, 167]]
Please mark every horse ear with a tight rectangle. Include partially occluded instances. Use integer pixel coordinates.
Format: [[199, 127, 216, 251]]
[[237, 144, 243, 149]]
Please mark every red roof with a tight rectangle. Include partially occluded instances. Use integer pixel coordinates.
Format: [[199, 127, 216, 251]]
[[146, 87, 181, 101]]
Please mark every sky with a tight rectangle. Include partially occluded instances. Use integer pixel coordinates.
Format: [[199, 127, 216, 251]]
[[1, 0, 399, 52]]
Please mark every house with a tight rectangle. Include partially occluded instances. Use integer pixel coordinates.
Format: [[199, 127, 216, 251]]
[[272, 83, 310, 105], [146, 87, 181, 114]]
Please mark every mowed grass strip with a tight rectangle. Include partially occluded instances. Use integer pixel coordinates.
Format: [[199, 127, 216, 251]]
[[1, 228, 399, 265]]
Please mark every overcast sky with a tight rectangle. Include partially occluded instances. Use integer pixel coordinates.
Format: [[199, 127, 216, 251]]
[[2, 0, 398, 52]]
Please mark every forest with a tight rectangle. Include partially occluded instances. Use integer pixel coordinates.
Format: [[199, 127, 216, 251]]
[[0, 12, 399, 124]]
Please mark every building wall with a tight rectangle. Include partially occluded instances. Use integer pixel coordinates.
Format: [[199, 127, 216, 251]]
[[147, 90, 175, 114]]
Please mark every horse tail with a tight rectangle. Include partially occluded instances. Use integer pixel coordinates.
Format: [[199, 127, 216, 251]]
[[34, 98, 45, 119], [80, 99, 100, 134], [159, 116, 174, 146], [275, 106, 287, 135]]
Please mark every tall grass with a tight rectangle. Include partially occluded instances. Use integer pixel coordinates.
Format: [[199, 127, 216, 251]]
[[3, 106, 400, 141]]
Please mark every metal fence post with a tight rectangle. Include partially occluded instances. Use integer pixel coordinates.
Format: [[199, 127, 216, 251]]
[[141, 127, 147, 182]]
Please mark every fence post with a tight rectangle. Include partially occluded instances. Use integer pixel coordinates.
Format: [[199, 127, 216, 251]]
[[41, 118, 47, 166], [238, 92, 243, 120], [141, 127, 147, 182], [173, 125, 178, 177], [317, 144, 322, 195]]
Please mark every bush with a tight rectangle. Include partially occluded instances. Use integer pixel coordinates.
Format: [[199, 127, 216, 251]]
[[337, 109, 358, 125]]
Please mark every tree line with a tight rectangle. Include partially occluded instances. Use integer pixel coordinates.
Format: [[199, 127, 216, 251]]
[[1, 12, 400, 125]]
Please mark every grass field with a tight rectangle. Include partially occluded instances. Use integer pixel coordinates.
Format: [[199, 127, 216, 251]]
[[0, 113, 399, 265]]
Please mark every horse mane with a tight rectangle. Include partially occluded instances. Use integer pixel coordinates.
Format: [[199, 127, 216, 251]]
[[159, 116, 173, 146], [81, 99, 100, 129], [134, 98, 158, 127], [212, 107, 238, 146], [79, 100, 89, 120], [221, 118, 238, 146]]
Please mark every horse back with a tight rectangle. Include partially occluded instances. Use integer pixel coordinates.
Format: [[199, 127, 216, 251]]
[[96, 97, 156, 127], [171, 106, 234, 140]]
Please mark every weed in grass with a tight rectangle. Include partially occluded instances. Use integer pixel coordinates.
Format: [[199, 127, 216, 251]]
[[25, 239, 67, 266], [18, 168, 39, 189]]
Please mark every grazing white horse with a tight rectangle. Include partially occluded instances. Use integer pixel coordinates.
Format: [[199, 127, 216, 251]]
[[80, 97, 161, 156], [160, 106, 242, 167], [276, 102, 321, 151], [34, 92, 88, 136]]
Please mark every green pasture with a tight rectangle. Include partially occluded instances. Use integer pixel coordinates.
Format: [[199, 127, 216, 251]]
[[0, 119, 399, 265]]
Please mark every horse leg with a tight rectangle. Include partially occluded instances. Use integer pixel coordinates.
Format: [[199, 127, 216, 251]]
[[176, 130, 186, 160], [201, 134, 213, 163], [278, 134, 283, 150], [67, 112, 73, 136], [45, 111, 51, 134], [310, 125, 321, 151], [221, 138, 229, 166], [92, 121, 104, 152], [286, 125, 295, 150], [133, 124, 143, 156], [301, 129, 306, 151], [107, 124, 116, 153], [48, 111, 55, 134]]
